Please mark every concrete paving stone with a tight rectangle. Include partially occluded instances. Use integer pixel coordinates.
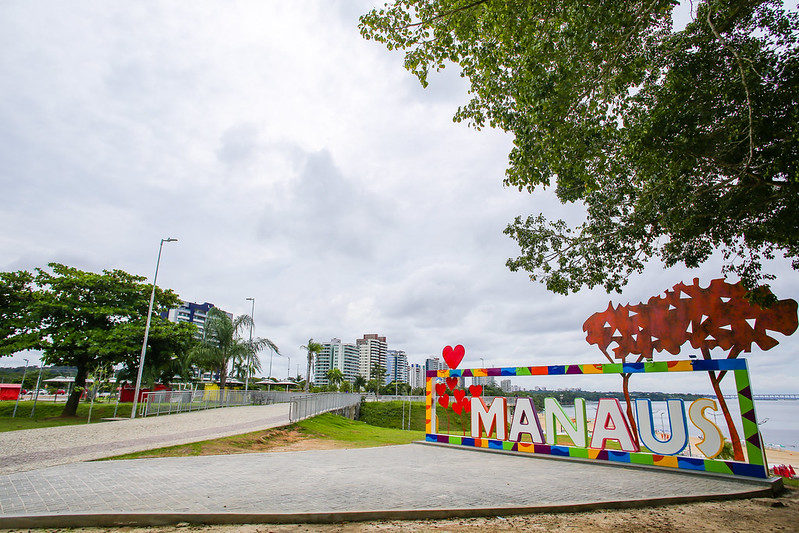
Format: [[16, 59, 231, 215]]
[[0, 443, 772, 521], [0, 403, 781, 528]]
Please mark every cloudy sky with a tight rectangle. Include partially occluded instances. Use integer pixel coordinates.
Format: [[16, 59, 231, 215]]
[[1, 1, 797, 394]]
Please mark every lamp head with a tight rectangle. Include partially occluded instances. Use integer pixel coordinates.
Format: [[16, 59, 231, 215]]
[[164, 238, 178, 243]]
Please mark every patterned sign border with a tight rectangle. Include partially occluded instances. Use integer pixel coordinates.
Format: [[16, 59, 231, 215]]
[[425, 359, 768, 479]]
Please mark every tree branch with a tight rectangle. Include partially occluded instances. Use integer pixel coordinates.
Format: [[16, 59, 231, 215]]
[[706, 6, 754, 174]]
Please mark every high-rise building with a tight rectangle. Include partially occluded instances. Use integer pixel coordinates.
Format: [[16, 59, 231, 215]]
[[165, 301, 230, 339], [500, 379, 512, 393], [408, 363, 425, 390], [386, 350, 409, 385], [425, 357, 443, 373], [357, 334, 387, 381], [315, 338, 360, 386], [473, 374, 496, 387]]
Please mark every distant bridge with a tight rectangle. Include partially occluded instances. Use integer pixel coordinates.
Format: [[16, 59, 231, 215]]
[[752, 394, 799, 401]]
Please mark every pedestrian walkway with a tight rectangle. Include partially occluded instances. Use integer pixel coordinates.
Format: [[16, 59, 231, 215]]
[[0, 403, 290, 474], [0, 439, 778, 528]]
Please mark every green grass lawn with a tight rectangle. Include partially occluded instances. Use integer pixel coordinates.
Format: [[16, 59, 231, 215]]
[[301, 412, 425, 445], [0, 400, 132, 431]]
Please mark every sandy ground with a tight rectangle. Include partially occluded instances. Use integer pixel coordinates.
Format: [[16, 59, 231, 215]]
[[764, 447, 799, 470], [4, 488, 796, 533]]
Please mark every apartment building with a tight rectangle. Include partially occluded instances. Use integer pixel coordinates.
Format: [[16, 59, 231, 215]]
[[357, 334, 387, 381]]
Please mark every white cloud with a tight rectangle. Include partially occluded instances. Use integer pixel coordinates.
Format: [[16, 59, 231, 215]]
[[1, 0, 797, 397]]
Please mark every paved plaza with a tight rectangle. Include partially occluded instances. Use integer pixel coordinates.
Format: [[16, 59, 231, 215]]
[[0, 405, 779, 528], [0, 403, 291, 475]]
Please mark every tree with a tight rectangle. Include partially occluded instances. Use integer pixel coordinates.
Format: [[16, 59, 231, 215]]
[[326, 368, 345, 391], [0, 270, 38, 355], [301, 339, 323, 393], [361, 1, 799, 300], [190, 309, 278, 392], [353, 374, 367, 393], [0, 263, 184, 416], [114, 319, 199, 387], [370, 362, 388, 398]]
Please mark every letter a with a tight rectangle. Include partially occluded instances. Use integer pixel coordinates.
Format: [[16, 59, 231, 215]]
[[508, 398, 545, 443], [590, 398, 639, 452]]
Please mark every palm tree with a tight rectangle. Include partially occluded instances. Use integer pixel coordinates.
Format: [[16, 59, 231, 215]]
[[301, 338, 323, 393], [191, 308, 278, 393], [353, 375, 366, 393], [326, 368, 345, 391]]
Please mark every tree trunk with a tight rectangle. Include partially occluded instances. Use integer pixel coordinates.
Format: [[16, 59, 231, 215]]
[[61, 358, 87, 417], [305, 353, 312, 393], [708, 370, 744, 461], [218, 364, 228, 406], [622, 372, 640, 448], [702, 347, 744, 461]]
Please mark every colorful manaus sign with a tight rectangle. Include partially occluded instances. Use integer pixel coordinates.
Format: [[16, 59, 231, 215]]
[[426, 355, 769, 479], [467, 395, 723, 458]]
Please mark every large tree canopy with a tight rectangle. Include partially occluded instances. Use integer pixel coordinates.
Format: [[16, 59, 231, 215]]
[[0, 263, 186, 416], [360, 0, 798, 301]]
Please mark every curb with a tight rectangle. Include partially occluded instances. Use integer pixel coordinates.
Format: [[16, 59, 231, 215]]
[[0, 487, 781, 529]]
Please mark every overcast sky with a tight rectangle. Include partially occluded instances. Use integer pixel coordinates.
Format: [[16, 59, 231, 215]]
[[1, 1, 797, 394]]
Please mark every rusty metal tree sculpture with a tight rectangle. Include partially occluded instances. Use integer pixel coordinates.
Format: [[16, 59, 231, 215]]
[[584, 278, 797, 460]]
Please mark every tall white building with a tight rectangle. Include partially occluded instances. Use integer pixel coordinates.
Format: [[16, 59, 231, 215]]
[[386, 350, 409, 385], [315, 338, 360, 386], [357, 334, 387, 381], [408, 363, 425, 390]]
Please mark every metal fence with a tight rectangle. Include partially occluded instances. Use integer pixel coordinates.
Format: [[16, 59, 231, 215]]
[[288, 392, 362, 423], [365, 395, 426, 403], [137, 389, 304, 417], [136, 389, 362, 419]]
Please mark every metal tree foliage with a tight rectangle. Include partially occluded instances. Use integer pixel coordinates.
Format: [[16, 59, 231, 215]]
[[583, 278, 798, 460]]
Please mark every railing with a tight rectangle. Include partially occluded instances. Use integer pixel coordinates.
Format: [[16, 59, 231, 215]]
[[365, 395, 426, 403], [288, 392, 362, 423], [137, 389, 308, 417]]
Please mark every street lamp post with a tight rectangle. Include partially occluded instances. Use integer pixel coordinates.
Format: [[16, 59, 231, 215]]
[[245, 297, 255, 392], [268, 347, 274, 380], [131, 237, 177, 419], [12, 358, 29, 418], [30, 361, 45, 418]]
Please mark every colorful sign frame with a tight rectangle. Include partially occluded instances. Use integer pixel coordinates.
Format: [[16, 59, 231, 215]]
[[425, 358, 769, 479]]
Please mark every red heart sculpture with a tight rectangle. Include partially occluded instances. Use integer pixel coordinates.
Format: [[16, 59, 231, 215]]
[[442, 345, 465, 369], [462, 397, 472, 413], [435, 383, 446, 396], [469, 385, 483, 397], [446, 377, 459, 390], [453, 389, 466, 403], [452, 401, 463, 415], [438, 394, 449, 409]]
